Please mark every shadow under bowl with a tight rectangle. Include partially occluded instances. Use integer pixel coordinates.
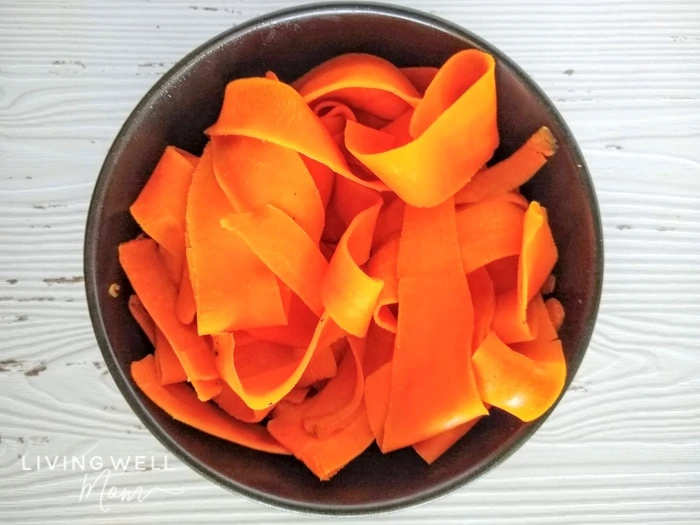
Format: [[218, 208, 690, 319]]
[[84, 1, 603, 515]]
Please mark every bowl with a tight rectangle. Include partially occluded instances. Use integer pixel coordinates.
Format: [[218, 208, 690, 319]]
[[84, 1, 603, 515]]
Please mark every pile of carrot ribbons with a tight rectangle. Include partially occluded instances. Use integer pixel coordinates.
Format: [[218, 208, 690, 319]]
[[119, 49, 566, 480]]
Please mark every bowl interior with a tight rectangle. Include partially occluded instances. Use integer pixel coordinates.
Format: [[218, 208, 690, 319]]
[[85, 2, 602, 514]]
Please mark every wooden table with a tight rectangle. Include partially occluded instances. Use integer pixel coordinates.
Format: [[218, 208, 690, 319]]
[[1, 0, 699, 523]]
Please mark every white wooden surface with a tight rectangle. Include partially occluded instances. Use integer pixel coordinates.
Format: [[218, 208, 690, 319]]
[[1, 0, 699, 523]]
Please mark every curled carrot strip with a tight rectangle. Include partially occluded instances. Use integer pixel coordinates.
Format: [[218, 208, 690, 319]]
[[213, 332, 293, 411], [221, 204, 329, 317], [489, 201, 558, 343], [313, 100, 358, 149], [473, 318, 565, 423], [518, 201, 558, 315], [186, 146, 288, 334], [456, 195, 526, 273], [130, 146, 197, 281], [409, 50, 495, 139], [345, 51, 497, 207], [302, 336, 365, 439], [213, 315, 343, 411], [294, 53, 421, 120], [324, 85, 410, 122], [118, 238, 219, 390], [207, 77, 386, 192], [366, 233, 399, 333], [267, 400, 374, 481], [321, 179, 384, 337], [314, 100, 357, 124], [384, 270, 488, 450], [131, 355, 288, 454], [455, 126, 557, 204], [382, 199, 487, 451], [264, 332, 370, 481], [212, 135, 325, 243]]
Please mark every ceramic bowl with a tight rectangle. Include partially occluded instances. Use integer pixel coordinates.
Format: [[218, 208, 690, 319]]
[[84, 2, 603, 515]]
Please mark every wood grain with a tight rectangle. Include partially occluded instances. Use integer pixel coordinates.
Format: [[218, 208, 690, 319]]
[[1, 0, 699, 523]]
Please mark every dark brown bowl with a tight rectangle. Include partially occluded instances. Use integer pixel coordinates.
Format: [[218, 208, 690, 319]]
[[84, 2, 603, 515]]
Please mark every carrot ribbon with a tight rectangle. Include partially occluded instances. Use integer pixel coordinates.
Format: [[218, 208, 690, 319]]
[[186, 146, 288, 335], [119, 237, 219, 400], [130, 146, 197, 282], [132, 355, 288, 454], [380, 199, 488, 451], [473, 294, 566, 422], [345, 51, 497, 208]]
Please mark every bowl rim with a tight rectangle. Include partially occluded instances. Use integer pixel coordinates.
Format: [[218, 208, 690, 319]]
[[84, 1, 604, 516]]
